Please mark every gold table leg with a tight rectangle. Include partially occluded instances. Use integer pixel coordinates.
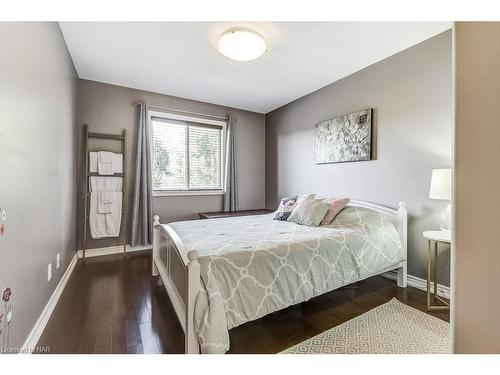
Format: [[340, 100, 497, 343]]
[[427, 238, 450, 311], [427, 239, 432, 310], [434, 240, 438, 301]]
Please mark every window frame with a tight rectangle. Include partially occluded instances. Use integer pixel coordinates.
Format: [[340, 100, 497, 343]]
[[148, 109, 226, 197]]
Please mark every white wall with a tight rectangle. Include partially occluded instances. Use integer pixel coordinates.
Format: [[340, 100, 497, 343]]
[[454, 21, 500, 353]]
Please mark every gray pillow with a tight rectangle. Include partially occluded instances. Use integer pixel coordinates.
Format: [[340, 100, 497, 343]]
[[287, 198, 330, 227], [273, 193, 315, 221]]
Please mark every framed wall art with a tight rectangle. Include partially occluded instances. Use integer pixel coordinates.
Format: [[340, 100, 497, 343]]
[[314, 108, 373, 164]]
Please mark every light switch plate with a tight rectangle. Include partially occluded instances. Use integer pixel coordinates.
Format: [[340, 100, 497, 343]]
[[56, 253, 61, 269], [47, 262, 52, 282]]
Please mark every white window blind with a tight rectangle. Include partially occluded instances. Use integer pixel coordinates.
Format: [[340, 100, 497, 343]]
[[151, 116, 223, 192]]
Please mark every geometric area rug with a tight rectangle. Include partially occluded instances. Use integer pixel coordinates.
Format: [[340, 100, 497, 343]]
[[280, 298, 450, 354]]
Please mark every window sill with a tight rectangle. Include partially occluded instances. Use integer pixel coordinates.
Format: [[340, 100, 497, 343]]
[[153, 190, 225, 197]]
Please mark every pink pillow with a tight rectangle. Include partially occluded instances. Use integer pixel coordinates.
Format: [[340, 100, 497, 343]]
[[321, 198, 350, 225]]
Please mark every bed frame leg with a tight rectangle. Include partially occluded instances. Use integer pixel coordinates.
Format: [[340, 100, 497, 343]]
[[397, 261, 407, 288], [186, 250, 201, 354], [152, 215, 160, 277]]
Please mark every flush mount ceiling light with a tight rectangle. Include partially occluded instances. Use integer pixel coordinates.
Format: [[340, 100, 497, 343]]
[[217, 29, 267, 61]]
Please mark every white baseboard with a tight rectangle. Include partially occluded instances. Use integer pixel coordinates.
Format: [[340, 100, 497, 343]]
[[77, 244, 152, 258], [21, 252, 78, 354], [383, 270, 451, 300]]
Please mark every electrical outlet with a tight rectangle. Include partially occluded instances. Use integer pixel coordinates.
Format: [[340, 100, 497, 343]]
[[47, 262, 52, 282], [0, 205, 6, 238], [56, 253, 61, 269], [0, 205, 6, 221]]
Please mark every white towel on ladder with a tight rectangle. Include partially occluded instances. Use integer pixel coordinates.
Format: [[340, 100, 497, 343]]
[[90, 152, 123, 174], [90, 176, 122, 192], [113, 153, 123, 173], [97, 191, 114, 214], [97, 151, 114, 175], [89, 191, 122, 238]]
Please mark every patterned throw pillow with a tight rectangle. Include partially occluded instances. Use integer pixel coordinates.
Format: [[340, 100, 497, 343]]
[[288, 198, 330, 227], [274, 193, 315, 221], [321, 197, 351, 225]]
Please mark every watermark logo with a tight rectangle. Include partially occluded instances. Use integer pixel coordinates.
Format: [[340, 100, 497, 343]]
[[0, 345, 51, 354]]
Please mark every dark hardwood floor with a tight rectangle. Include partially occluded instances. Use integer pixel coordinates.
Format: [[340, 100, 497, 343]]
[[36, 251, 449, 354]]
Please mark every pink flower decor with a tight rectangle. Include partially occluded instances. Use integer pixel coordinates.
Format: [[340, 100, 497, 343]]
[[2, 287, 11, 303]]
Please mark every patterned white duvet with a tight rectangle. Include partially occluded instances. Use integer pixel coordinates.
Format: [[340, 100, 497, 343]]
[[168, 206, 404, 354]]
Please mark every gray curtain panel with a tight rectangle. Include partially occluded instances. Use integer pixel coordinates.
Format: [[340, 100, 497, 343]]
[[131, 101, 153, 246], [223, 114, 238, 211]]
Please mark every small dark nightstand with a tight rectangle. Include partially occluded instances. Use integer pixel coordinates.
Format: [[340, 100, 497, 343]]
[[198, 209, 274, 219]]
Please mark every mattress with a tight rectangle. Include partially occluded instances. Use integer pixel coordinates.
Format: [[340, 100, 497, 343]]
[[167, 206, 405, 353]]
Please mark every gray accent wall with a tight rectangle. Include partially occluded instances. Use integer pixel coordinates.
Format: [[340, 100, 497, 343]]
[[76, 80, 266, 250], [0, 23, 78, 349], [265, 31, 452, 284]]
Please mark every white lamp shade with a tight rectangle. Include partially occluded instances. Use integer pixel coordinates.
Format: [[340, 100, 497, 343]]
[[429, 168, 452, 200]]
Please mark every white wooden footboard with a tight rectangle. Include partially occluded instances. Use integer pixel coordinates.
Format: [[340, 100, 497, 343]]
[[152, 215, 200, 354]]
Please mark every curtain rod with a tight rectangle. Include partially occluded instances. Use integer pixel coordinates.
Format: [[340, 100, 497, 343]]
[[131, 101, 229, 122]]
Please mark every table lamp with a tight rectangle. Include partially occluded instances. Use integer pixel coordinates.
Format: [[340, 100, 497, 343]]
[[429, 168, 452, 232]]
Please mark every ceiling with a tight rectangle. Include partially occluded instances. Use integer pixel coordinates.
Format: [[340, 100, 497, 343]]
[[60, 22, 451, 114]]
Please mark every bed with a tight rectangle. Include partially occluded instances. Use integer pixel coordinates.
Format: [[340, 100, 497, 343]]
[[152, 200, 407, 354]]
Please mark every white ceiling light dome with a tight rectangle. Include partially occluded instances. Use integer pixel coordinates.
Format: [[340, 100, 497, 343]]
[[217, 28, 267, 61]]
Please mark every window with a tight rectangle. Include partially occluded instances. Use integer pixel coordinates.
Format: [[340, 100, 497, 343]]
[[150, 111, 225, 195]]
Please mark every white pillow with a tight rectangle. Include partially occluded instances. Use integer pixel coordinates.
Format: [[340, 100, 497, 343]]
[[287, 198, 330, 227], [273, 193, 315, 221]]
